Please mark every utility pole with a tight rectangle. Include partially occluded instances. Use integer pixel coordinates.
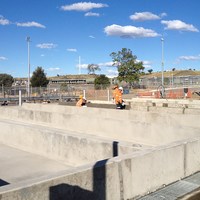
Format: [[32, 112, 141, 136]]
[[161, 37, 164, 97], [26, 36, 31, 99]]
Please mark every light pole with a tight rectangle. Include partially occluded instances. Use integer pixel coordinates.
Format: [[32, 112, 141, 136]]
[[161, 37, 164, 97], [26, 36, 31, 99]]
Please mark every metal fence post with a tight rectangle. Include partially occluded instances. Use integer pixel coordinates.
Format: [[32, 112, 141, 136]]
[[83, 89, 86, 99], [19, 90, 22, 106]]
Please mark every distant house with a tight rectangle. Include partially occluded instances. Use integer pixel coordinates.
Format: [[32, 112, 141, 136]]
[[48, 74, 97, 85], [13, 74, 97, 87]]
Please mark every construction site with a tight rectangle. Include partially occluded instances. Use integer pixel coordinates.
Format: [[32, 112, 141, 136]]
[[0, 96, 200, 199]]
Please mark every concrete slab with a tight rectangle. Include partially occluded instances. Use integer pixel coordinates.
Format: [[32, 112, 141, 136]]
[[0, 143, 73, 185]]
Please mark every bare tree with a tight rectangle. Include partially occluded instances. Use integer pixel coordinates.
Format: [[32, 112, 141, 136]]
[[87, 64, 101, 74]]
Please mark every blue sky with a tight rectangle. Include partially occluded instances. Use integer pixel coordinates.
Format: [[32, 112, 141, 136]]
[[0, 0, 200, 78]]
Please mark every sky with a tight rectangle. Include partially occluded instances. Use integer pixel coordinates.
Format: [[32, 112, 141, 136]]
[[0, 0, 200, 78]]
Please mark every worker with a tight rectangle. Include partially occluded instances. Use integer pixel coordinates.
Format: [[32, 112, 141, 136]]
[[118, 87, 126, 109], [112, 85, 123, 109], [119, 86, 123, 94], [76, 95, 87, 107]]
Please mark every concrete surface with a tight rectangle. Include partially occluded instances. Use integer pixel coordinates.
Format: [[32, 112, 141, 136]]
[[0, 100, 200, 199], [0, 143, 73, 184], [0, 118, 139, 166]]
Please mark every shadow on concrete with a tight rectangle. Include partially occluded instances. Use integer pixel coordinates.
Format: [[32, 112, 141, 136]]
[[59, 102, 130, 110], [50, 184, 94, 200], [49, 142, 118, 200], [0, 179, 9, 187]]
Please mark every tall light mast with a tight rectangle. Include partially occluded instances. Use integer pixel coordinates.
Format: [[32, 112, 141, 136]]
[[161, 37, 164, 97], [26, 36, 31, 99]]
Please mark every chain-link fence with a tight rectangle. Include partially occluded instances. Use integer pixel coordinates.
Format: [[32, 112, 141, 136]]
[[2, 80, 197, 104], [0, 85, 108, 103], [0, 83, 138, 104]]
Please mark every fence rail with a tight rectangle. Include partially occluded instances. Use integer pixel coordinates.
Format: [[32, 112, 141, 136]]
[[1, 83, 200, 104]]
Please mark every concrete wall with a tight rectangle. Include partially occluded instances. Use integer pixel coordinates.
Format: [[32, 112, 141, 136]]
[[0, 104, 200, 146], [1, 138, 200, 200], [0, 119, 136, 166], [130, 98, 200, 113], [1, 103, 200, 199], [185, 137, 200, 176]]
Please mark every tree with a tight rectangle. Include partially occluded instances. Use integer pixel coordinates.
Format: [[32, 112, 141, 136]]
[[148, 69, 153, 74], [0, 73, 14, 87], [110, 48, 144, 85], [94, 74, 110, 89], [30, 67, 49, 87], [87, 64, 101, 74]]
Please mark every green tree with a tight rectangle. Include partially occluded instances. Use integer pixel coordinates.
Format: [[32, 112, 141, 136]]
[[148, 69, 153, 74], [110, 48, 144, 85], [94, 74, 110, 89], [87, 64, 101, 74], [0, 73, 14, 87], [30, 67, 49, 87]]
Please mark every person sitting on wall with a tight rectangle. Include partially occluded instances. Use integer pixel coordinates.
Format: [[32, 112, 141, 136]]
[[76, 95, 87, 107]]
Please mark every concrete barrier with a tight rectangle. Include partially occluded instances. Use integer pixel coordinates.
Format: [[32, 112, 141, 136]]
[[130, 98, 200, 112], [0, 119, 137, 166], [185, 138, 200, 176], [1, 139, 199, 200], [0, 104, 200, 146]]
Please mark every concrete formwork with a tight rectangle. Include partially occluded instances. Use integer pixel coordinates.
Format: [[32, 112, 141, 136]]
[[0, 101, 200, 199]]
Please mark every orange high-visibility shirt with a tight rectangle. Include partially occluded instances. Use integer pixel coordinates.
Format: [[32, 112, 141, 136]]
[[76, 99, 83, 107], [113, 88, 122, 104]]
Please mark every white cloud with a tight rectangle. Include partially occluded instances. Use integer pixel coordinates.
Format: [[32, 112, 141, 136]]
[[89, 35, 95, 39], [106, 69, 118, 78], [76, 63, 88, 69], [47, 67, 60, 71], [161, 20, 199, 32], [0, 56, 7, 60], [135, 59, 152, 68], [0, 16, 10, 25], [104, 24, 160, 38], [142, 60, 152, 65], [98, 61, 114, 67], [36, 43, 57, 49], [61, 2, 108, 12], [67, 48, 77, 52], [178, 55, 200, 61], [160, 12, 167, 18], [85, 12, 100, 17], [130, 12, 160, 21], [16, 21, 46, 28]]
